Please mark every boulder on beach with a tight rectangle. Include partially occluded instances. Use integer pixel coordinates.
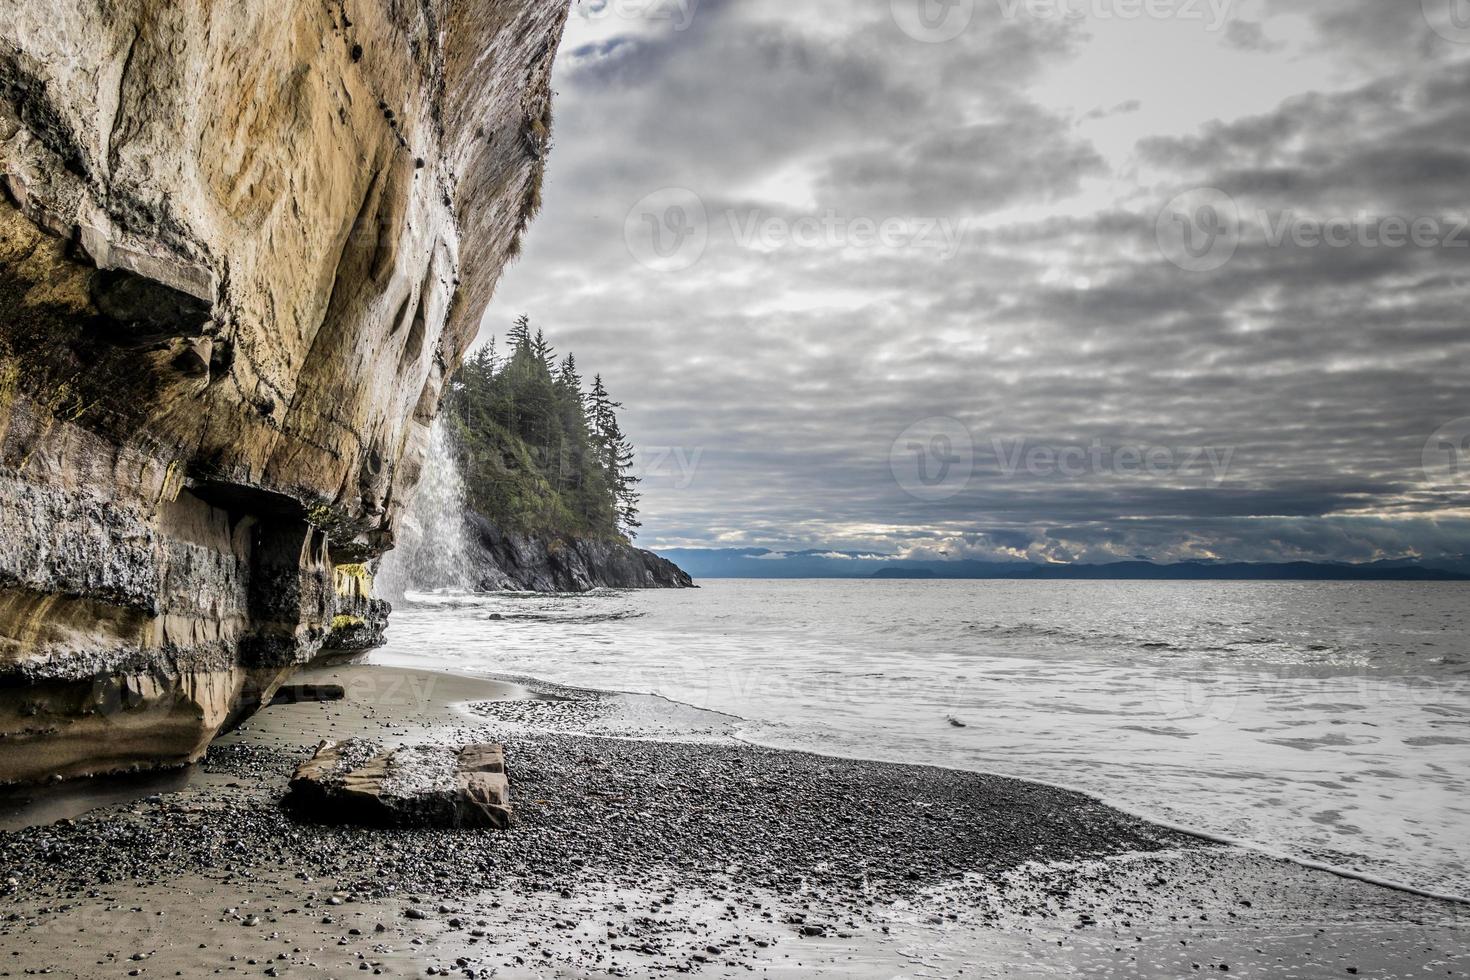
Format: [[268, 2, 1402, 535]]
[[271, 684, 348, 706], [286, 739, 512, 829]]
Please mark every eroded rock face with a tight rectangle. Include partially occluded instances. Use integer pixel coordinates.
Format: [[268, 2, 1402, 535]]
[[0, 0, 569, 783], [466, 515, 698, 593]]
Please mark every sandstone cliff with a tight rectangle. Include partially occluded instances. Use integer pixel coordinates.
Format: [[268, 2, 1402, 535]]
[[0, 0, 570, 783]]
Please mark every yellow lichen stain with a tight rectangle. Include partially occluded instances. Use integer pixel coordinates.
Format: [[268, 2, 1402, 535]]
[[4, 372, 98, 474], [160, 459, 187, 504], [4, 592, 60, 654], [0, 360, 18, 447], [333, 563, 373, 598], [22, 265, 92, 312], [62, 393, 96, 423], [0, 360, 18, 408], [0, 206, 93, 314], [329, 614, 365, 631]]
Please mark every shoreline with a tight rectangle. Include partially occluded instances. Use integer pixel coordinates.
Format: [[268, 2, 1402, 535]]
[[0, 662, 1465, 978], [384, 657, 1470, 909]]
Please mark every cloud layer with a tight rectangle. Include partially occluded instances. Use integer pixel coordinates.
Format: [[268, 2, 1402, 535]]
[[478, 0, 1470, 563]]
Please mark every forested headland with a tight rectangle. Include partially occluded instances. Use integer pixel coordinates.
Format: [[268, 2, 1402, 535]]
[[442, 316, 642, 541]]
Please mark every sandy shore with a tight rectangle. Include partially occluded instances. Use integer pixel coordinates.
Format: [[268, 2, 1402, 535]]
[[0, 663, 1464, 978]]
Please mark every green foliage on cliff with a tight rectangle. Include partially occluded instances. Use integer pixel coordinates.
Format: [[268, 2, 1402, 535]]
[[442, 317, 641, 540]]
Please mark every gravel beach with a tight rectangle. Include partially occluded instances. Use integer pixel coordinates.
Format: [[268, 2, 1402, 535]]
[[0, 664, 1464, 978]]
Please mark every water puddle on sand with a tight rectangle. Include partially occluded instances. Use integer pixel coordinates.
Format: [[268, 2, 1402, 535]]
[[0, 767, 197, 832]]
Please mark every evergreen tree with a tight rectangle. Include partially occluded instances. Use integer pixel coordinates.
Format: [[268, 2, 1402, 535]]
[[443, 321, 638, 541], [557, 352, 582, 395], [507, 314, 532, 353], [587, 374, 617, 465], [613, 436, 642, 538], [532, 328, 555, 368], [588, 374, 641, 538]]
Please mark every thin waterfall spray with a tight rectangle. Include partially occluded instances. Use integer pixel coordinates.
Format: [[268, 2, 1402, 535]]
[[378, 419, 479, 599]]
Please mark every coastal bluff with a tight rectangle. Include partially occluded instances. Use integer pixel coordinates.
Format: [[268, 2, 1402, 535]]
[[468, 518, 695, 592], [0, 0, 570, 784]]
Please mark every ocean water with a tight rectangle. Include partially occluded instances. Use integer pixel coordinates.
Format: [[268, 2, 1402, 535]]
[[371, 579, 1470, 899]]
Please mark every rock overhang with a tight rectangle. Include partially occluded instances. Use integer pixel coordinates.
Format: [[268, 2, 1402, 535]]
[[0, 0, 571, 784]]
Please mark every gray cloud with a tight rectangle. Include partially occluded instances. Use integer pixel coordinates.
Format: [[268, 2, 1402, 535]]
[[477, 0, 1470, 564], [1222, 20, 1282, 53], [817, 105, 1107, 215]]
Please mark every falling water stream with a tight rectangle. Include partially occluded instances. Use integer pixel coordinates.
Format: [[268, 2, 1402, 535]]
[[376, 419, 478, 598]]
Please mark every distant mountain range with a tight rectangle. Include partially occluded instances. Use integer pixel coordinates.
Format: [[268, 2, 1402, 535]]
[[657, 549, 1470, 582]]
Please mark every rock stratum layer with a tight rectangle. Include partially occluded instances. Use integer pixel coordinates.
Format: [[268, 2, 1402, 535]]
[[0, 0, 569, 784]]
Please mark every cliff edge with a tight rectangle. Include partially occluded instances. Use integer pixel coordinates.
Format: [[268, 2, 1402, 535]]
[[0, 0, 570, 784], [468, 516, 695, 592]]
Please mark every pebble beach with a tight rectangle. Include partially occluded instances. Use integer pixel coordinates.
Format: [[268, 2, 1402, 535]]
[[0, 664, 1464, 978]]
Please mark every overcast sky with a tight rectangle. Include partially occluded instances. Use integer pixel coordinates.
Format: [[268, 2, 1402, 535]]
[[479, 0, 1470, 563]]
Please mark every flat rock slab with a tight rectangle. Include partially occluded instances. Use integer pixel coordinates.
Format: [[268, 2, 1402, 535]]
[[286, 740, 512, 829], [271, 684, 347, 705]]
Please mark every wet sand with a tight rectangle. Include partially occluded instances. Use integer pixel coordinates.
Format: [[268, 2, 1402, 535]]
[[0, 664, 1464, 978]]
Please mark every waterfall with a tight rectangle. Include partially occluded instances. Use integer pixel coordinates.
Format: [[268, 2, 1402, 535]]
[[377, 419, 479, 599]]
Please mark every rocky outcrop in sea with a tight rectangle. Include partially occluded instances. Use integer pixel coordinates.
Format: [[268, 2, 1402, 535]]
[[0, 0, 571, 784], [467, 514, 695, 592]]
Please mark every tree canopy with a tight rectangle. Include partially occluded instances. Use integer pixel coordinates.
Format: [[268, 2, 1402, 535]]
[[442, 318, 641, 540]]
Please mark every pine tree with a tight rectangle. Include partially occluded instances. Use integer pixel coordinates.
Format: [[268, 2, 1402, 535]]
[[507, 314, 532, 353], [588, 374, 641, 538], [613, 436, 641, 538], [444, 320, 638, 541], [587, 374, 614, 452], [532, 328, 555, 369], [557, 352, 582, 395]]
